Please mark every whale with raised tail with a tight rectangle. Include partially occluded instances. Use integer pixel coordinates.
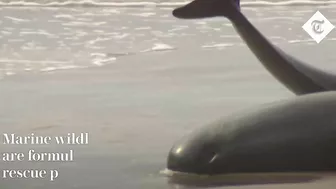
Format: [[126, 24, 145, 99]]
[[166, 0, 336, 175], [173, 0, 336, 95]]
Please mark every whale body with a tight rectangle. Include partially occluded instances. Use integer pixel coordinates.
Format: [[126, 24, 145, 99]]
[[167, 92, 336, 174]]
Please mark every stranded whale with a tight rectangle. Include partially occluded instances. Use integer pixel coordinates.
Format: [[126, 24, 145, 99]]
[[167, 92, 336, 174], [172, 0, 336, 95], [166, 0, 336, 175]]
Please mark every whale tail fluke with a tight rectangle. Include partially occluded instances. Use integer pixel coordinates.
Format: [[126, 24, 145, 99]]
[[173, 0, 336, 95], [172, 0, 240, 19]]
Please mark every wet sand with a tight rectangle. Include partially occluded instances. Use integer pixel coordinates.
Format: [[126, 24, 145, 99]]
[[1, 42, 336, 188]]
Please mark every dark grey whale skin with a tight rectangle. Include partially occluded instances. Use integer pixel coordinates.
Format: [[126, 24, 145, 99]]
[[229, 9, 336, 95], [167, 0, 336, 175], [167, 92, 336, 174], [172, 0, 336, 95]]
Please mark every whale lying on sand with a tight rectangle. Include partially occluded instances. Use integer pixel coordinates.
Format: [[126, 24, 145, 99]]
[[166, 0, 336, 175], [167, 91, 336, 174]]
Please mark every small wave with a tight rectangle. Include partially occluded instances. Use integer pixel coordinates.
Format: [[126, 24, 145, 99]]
[[90, 53, 116, 66], [0, 0, 335, 8], [141, 43, 176, 52], [0, 56, 116, 77], [107, 52, 136, 57], [62, 21, 106, 27], [288, 39, 315, 43], [40, 65, 85, 72], [19, 30, 56, 38], [5, 16, 30, 22], [54, 14, 75, 19], [288, 37, 336, 43], [112, 33, 130, 39], [135, 26, 152, 30], [92, 57, 116, 66], [5, 71, 15, 76], [87, 37, 111, 45], [130, 12, 156, 17], [0, 59, 73, 64], [202, 43, 234, 49]]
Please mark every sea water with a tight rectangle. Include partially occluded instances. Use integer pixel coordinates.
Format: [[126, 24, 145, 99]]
[[1, 0, 336, 80]]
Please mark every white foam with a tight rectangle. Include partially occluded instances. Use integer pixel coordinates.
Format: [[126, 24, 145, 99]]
[[135, 27, 151, 30], [90, 52, 116, 66], [21, 45, 47, 50], [288, 39, 315, 43], [5, 16, 29, 22], [54, 14, 75, 19], [92, 57, 116, 66], [260, 16, 303, 21], [87, 37, 112, 45], [0, 59, 72, 64], [5, 71, 15, 76], [288, 37, 336, 44], [90, 52, 107, 57], [142, 43, 176, 53], [19, 30, 56, 38], [0, 0, 335, 7], [113, 33, 129, 39], [40, 65, 83, 72], [0, 55, 115, 75], [220, 35, 239, 39], [85, 45, 105, 50], [202, 43, 234, 48], [62, 21, 106, 27], [130, 12, 156, 17]]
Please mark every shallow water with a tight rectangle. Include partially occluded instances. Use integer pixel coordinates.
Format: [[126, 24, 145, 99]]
[[1, 6, 336, 78], [1, 4, 336, 189]]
